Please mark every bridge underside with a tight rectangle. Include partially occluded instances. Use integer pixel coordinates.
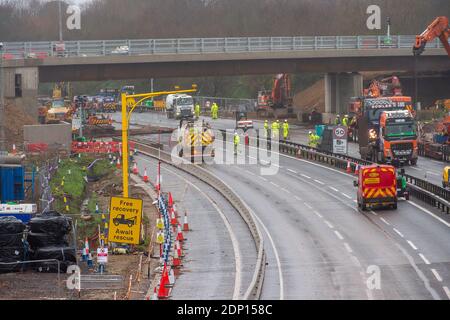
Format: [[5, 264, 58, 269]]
[[37, 56, 450, 82]]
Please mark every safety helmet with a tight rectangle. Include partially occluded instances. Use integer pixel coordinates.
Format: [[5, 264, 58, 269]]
[[345, 115, 349, 118], [285, 120, 288, 122], [277, 120, 280, 122], [309, 131, 312, 135], [337, 115, 341, 117]]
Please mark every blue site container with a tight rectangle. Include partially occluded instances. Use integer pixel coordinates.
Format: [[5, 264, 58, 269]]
[[315, 125, 326, 137], [0, 165, 25, 203], [0, 213, 32, 223]]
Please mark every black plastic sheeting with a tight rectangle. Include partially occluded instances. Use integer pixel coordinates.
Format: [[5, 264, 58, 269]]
[[32, 247, 76, 273], [27, 232, 69, 248], [0, 233, 23, 247], [29, 211, 72, 237], [0, 247, 26, 273], [0, 216, 26, 234]]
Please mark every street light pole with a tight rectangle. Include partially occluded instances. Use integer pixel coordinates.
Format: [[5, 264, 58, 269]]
[[58, 1, 63, 42], [0, 42, 6, 155]]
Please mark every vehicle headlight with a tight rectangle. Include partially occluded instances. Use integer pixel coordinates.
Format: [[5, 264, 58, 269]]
[[369, 129, 377, 140]]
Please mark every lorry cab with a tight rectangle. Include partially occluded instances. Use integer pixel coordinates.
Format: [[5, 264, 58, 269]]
[[354, 164, 397, 211], [443, 166, 450, 188], [166, 94, 195, 120]]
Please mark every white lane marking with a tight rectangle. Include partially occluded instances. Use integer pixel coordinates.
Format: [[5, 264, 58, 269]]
[[245, 170, 256, 176], [344, 243, 353, 253], [407, 240, 418, 251], [444, 286, 450, 300], [408, 201, 450, 228], [351, 256, 362, 268], [314, 179, 325, 185], [287, 169, 298, 174], [259, 176, 268, 182], [301, 174, 311, 179], [370, 211, 378, 216], [431, 160, 443, 164], [419, 253, 431, 265], [147, 160, 243, 299], [427, 171, 440, 176], [334, 230, 344, 240], [304, 202, 313, 209], [431, 269, 443, 282], [313, 211, 323, 218], [295, 196, 303, 201], [329, 186, 339, 192], [341, 193, 352, 199], [409, 167, 421, 171], [252, 213, 284, 300], [324, 220, 334, 229], [270, 182, 280, 188], [393, 228, 404, 238], [379, 217, 391, 226], [282, 188, 291, 194]]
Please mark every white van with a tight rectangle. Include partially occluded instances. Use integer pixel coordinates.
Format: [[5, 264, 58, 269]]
[[165, 94, 195, 119]]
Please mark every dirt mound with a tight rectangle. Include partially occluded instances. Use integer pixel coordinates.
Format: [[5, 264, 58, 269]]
[[4, 102, 38, 150], [293, 79, 325, 113]]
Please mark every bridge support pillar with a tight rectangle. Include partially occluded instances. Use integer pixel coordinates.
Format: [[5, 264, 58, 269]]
[[324, 72, 363, 124], [2, 66, 40, 119]]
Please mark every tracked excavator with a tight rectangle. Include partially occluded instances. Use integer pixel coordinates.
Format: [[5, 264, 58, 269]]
[[257, 74, 294, 119]]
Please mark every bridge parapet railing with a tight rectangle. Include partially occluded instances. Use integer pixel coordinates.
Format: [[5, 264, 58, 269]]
[[1, 36, 447, 59]]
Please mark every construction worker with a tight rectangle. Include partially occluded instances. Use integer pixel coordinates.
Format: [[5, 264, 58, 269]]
[[271, 120, 280, 139], [264, 120, 269, 137], [308, 131, 315, 147], [233, 132, 240, 155], [335, 115, 341, 125], [211, 103, 216, 120], [195, 103, 201, 118], [282, 120, 290, 140], [342, 115, 349, 127]]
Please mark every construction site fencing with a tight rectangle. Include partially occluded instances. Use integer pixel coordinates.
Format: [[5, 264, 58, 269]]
[[2, 35, 447, 59]]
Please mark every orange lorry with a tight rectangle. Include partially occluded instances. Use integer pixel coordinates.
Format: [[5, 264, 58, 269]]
[[354, 164, 398, 211]]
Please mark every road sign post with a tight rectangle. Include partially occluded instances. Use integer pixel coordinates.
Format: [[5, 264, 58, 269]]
[[332, 125, 348, 155]]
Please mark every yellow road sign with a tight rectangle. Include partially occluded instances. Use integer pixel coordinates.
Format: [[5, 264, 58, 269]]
[[108, 197, 143, 245]]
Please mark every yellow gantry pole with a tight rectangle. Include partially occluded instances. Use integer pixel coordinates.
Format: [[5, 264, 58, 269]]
[[122, 93, 130, 197], [121, 86, 197, 197]]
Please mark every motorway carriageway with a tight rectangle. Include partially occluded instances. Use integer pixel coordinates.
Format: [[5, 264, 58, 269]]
[[112, 111, 446, 186], [115, 112, 450, 299]]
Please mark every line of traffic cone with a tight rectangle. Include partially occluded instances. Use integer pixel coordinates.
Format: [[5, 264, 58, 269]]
[[354, 163, 360, 175], [132, 162, 138, 175], [170, 209, 178, 226], [157, 263, 171, 299], [143, 168, 149, 183], [116, 158, 121, 169], [176, 224, 184, 242]]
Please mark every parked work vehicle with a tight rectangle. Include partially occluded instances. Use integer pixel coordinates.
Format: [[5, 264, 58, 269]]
[[166, 94, 195, 119], [256, 74, 294, 118], [178, 120, 215, 163], [235, 110, 253, 131], [354, 164, 398, 211], [351, 77, 418, 165], [414, 16, 450, 57]]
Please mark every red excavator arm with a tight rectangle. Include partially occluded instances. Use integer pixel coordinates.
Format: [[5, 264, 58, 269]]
[[271, 74, 292, 108], [413, 16, 450, 57]]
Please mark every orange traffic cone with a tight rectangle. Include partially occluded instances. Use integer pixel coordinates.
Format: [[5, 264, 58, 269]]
[[157, 264, 170, 299], [143, 168, 149, 183], [346, 161, 352, 173], [176, 224, 184, 242], [170, 209, 178, 226], [168, 192, 173, 208], [176, 240, 183, 258], [183, 212, 190, 232], [132, 162, 138, 175], [172, 248, 181, 267], [116, 158, 121, 169], [354, 164, 359, 175]]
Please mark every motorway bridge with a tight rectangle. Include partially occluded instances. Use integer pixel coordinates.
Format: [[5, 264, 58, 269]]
[[113, 111, 450, 300]]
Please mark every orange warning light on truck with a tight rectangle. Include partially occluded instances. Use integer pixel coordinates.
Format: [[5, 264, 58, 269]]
[[354, 164, 397, 211]]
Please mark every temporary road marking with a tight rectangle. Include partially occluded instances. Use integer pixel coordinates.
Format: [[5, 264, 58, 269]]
[[329, 186, 339, 192], [344, 243, 353, 253], [379, 217, 391, 226], [444, 286, 450, 300], [314, 179, 325, 185], [341, 193, 352, 199], [259, 176, 268, 182], [393, 228, 404, 238], [408, 201, 450, 228], [407, 240, 418, 250], [431, 269, 443, 282], [304, 202, 313, 209], [419, 253, 431, 265], [324, 220, 334, 229], [287, 169, 298, 174], [334, 230, 344, 240], [301, 174, 311, 179], [313, 211, 323, 218]]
